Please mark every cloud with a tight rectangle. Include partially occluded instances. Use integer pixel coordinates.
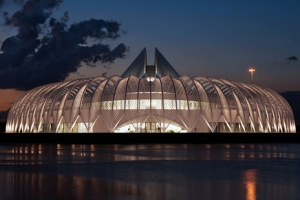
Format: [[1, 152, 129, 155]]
[[0, 0, 128, 90], [0, 0, 26, 8], [102, 72, 107, 77], [285, 56, 298, 61]]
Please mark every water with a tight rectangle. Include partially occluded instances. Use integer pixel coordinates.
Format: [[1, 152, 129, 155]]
[[0, 143, 300, 200]]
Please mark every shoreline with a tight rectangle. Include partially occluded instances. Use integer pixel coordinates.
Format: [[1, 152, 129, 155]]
[[1, 133, 300, 144]]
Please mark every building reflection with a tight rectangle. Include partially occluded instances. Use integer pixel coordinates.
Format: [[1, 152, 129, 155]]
[[0, 144, 299, 200], [0, 171, 144, 200], [0, 169, 298, 200], [2, 143, 297, 164]]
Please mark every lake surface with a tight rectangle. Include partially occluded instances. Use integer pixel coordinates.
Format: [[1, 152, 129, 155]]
[[0, 143, 300, 200]]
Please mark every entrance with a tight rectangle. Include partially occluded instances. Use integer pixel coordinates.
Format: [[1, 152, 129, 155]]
[[141, 122, 161, 133], [114, 118, 187, 133]]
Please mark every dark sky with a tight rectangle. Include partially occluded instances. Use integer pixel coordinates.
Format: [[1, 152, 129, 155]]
[[0, 0, 300, 111], [59, 0, 300, 92]]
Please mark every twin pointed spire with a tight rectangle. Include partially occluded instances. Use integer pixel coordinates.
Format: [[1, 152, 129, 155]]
[[121, 48, 180, 78]]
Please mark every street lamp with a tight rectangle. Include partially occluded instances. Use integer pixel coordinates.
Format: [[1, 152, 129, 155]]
[[248, 68, 255, 84]]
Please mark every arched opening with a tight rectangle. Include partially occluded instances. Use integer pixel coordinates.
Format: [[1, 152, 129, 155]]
[[114, 115, 187, 133]]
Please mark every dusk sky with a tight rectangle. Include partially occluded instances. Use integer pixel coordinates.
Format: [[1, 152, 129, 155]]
[[0, 0, 300, 111]]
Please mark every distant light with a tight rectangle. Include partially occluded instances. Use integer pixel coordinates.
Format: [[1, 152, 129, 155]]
[[248, 68, 256, 84]]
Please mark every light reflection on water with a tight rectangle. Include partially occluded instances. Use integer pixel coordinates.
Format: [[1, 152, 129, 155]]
[[244, 169, 257, 200], [0, 143, 300, 200], [0, 171, 144, 200]]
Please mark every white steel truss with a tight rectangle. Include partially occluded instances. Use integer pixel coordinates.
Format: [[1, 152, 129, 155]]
[[6, 75, 296, 133]]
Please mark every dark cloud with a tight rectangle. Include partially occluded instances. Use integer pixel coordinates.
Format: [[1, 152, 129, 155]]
[[0, 0, 128, 90], [102, 72, 107, 77], [0, 0, 25, 8], [285, 56, 298, 61]]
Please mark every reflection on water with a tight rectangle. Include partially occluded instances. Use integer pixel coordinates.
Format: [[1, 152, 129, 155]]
[[0, 171, 144, 200], [244, 169, 257, 200], [2, 143, 297, 163], [0, 143, 300, 200]]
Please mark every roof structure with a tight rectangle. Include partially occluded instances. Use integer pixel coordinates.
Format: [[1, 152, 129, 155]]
[[5, 48, 296, 133], [155, 48, 180, 78], [121, 48, 147, 78], [121, 48, 180, 78]]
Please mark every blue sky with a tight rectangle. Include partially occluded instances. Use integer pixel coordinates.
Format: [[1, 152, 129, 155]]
[[61, 0, 300, 91], [0, 0, 300, 110]]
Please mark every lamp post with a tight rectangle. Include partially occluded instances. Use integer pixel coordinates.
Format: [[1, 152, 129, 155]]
[[248, 68, 255, 84]]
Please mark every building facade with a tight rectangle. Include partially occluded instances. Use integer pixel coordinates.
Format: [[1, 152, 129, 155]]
[[6, 48, 296, 133]]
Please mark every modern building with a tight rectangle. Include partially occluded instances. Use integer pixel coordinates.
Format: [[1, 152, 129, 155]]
[[6, 48, 296, 133]]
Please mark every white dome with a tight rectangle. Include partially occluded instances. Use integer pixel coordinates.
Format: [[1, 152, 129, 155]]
[[6, 74, 295, 133]]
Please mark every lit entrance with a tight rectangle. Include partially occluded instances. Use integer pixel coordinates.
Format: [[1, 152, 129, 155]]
[[140, 122, 162, 133], [114, 116, 187, 133]]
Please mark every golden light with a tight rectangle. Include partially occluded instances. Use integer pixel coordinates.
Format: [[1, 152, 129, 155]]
[[248, 68, 256, 83], [243, 169, 257, 200]]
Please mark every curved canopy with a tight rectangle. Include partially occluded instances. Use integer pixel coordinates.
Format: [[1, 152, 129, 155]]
[[6, 75, 295, 133]]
